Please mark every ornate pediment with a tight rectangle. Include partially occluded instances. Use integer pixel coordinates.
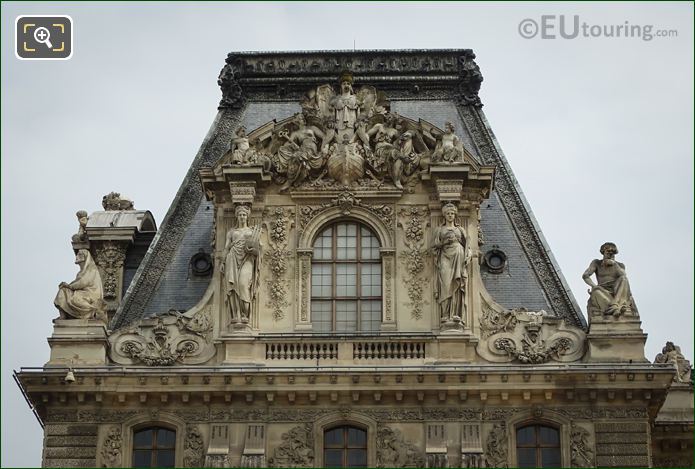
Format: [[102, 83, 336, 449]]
[[203, 77, 492, 201]]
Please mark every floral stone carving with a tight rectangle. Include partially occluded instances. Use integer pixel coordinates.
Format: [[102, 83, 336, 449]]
[[108, 310, 214, 366], [397, 206, 430, 320], [94, 241, 128, 300], [477, 307, 586, 364], [268, 424, 314, 468], [376, 425, 425, 468], [100, 426, 122, 468], [263, 207, 294, 321]]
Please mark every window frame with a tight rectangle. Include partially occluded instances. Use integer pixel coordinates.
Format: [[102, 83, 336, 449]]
[[106, 412, 185, 468], [515, 424, 561, 468], [131, 425, 177, 468], [311, 221, 382, 332], [323, 425, 369, 467]]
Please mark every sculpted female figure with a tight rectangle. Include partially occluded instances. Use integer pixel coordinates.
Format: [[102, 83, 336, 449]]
[[220, 205, 261, 324], [278, 115, 326, 191], [432, 203, 471, 325], [54, 249, 107, 322]]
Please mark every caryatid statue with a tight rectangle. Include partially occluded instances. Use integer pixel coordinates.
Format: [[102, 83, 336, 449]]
[[582, 242, 637, 317], [220, 205, 261, 325], [54, 249, 107, 322], [433, 203, 472, 326]]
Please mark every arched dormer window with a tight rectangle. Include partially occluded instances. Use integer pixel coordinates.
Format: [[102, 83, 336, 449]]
[[516, 424, 561, 468], [132, 426, 176, 467], [311, 222, 381, 332]]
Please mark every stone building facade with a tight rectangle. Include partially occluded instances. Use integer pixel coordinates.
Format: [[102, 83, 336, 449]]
[[14, 50, 693, 468]]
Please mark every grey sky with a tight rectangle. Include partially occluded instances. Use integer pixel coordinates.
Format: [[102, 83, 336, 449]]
[[2, 2, 692, 467]]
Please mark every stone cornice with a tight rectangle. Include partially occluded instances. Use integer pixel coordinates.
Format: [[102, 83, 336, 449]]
[[218, 49, 483, 109]]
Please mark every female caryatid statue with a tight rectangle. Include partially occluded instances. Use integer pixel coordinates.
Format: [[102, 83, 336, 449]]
[[220, 205, 261, 324], [433, 203, 472, 326], [54, 249, 107, 322]]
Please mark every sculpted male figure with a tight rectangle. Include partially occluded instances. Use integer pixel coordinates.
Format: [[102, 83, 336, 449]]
[[582, 242, 636, 317]]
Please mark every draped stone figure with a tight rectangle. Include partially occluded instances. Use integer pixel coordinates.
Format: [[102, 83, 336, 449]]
[[433, 203, 472, 326], [54, 249, 107, 321], [220, 205, 261, 324], [582, 242, 637, 317]]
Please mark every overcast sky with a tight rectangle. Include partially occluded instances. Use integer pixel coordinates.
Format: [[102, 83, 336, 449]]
[[2, 2, 693, 467]]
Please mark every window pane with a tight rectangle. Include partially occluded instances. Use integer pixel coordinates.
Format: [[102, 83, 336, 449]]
[[337, 224, 357, 260], [539, 426, 559, 446], [516, 426, 535, 446], [133, 450, 151, 467], [311, 301, 332, 332], [133, 429, 153, 448], [324, 449, 343, 467], [336, 264, 356, 296], [360, 264, 381, 297], [313, 228, 333, 260], [517, 448, 537, 468], [347, 449, 367, 467], [360, 301, 381, 332], [325, 428, 344, 447], [156, 449, 176, 468], [312, 264, 333, 297], [360, 228, 380, 260], [335, 301, 357, 331], [541, 448, 561, 467], [157, 428, 176, 448], [347, 428, 367, 447]]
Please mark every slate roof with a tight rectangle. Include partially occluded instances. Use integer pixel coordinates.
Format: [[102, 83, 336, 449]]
[[113, 49, 585, 330]]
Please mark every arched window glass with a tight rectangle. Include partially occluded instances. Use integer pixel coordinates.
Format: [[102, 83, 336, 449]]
[[516, 424, 561, 468], [132, 426, 176, 468], [312, 222, 381, 332], [324, 425, 368, 467]]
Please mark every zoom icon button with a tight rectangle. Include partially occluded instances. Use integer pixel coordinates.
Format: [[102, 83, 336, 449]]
[[16, 16, 72, 60]]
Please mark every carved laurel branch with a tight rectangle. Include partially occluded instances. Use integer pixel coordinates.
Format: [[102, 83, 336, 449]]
[[263, 207, 295, 321], [397, 207, 430, 320]]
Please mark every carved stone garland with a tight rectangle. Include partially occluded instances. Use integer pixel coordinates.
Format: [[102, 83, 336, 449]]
[[263, 207, 294, 321], [268, 424, 314, 468], [376, 425, 425, 468], [100, 426, 122, 468], [183, 425, 205, 468], [397, 207, 430, 320]]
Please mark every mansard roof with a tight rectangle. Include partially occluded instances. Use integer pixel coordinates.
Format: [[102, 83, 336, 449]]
[[112, 49, 585, 330]]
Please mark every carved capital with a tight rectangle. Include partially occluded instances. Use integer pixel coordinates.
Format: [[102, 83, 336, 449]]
[[229, 181, 257, 206]]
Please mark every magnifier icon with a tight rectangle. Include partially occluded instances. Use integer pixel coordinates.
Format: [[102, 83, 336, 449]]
[[33, 27, 53, 49]]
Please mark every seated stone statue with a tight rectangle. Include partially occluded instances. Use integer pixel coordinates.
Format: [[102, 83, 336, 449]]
[[655, 341, 692, 383], [582, 242, 637, 317], [54, 249, 107, 322]]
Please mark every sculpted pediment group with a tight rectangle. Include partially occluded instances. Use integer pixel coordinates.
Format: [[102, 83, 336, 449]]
[[213, 71, 480, 193]]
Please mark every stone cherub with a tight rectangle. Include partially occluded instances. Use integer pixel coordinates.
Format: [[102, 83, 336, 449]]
[[54, 249, 107, 322], [70, 210, 88, 243], [582, 242, 637, 317], [655, 341, 692, 383]]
